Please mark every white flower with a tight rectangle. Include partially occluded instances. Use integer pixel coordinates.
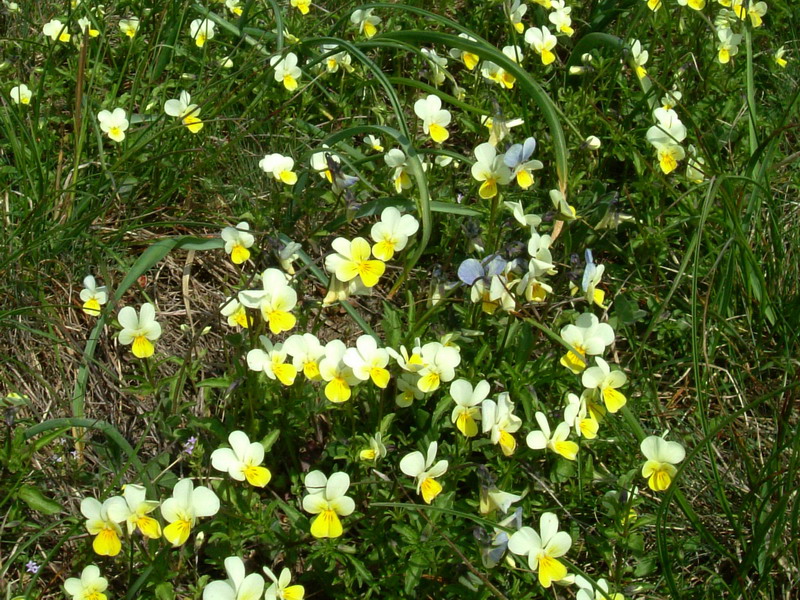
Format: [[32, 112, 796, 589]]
[[80, 497, 123, 556], [119, 17, 139, 38], [211, 431, 272, 487], [384, 148, 413, 193], [449, 379, 489, 437], [399, 441, 448, 503], [364, 134, 384, 152], [284, 333, 325, 381], [105, 484, 161, 539], [508, 512, 572, 587], [263, 567, 305, 600], [43, 19, 71, 42], [351, 8, 381, 38], [415, 342, 461, 393], [414, 94, 451, 143], [549, 0, 574, 36], [97, 108, 129, 142], [582, 357, 627, 412], [238, 268, 297, 335], [259, 153, 298, 185], [10, 83, 32, 105], [203, 556, 265, 600], [160, 478, 220, 547], [359, 432, 387, 462], [370, 207, 419, 261], [189, 19, 215, 47], [563, 392, 599, 439], [559, 312, 615, 373], [630, 39, 648, 78], [526, 411, 579, 460], [449, 33, 480, 70], [343, 335, 391, 388], [118, 303, 161, 358], [246, 336, 297, 387], [64, 566, 108, 600], [524, 26, 557, 65], [575, 576, 625, 600], [503, 137, 543, 189], [421, 47, 448, 85], [221, 221, 255, 265], [471, 143, 511, 199], [504, 201, 542, 229], [641, 435, 685, 491], [220, 297, 251, 329], [301, 471, 355, 538], [318, 340, 360, 403], [80, 275, 107, 316], [584, 135, 601, 150], [509, 0, 527, 33], [164, 90, 203, 133], [395, 373, 424, 407], [270, 53, 301, 91], [481, 392, 523, 455]]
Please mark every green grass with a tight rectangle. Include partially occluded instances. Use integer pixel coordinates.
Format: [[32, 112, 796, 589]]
[[1, 0, 799, 599]]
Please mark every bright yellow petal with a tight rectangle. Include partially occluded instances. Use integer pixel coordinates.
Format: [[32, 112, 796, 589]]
[[357, 260, 385, 288], [359, 448, 376, 461], [183, 115, 204, 133], [273, 363, 297, 386], [498, 430, 517, 456], [137, 516, 162, 539], [163, 519, 192, 547], [603, 387, 627, 413], [267, 310, 296, 335], [429, 123, 449, 143], [479, 179, 498, 199], [372, 240, 395, 262], [132, 336, 154, 359], [231, 244, 250, 264], [364, 22, 377, 38], [280, 170, 298, 185], [421, 477, 443, 504], [244, 465, 272, 487], [559, 351, 586, 374], [417, 372, 440, 393], [83, 298, 101, 316], [516, 169, 533, 189], [463, 52, 479, 70], [538, 555, 567, 588], [283, 75, 298, 91], [542, 49, 556, 66], [553, 440, 579, 461], [303, 361, 320, 380], [93, 529, 121, 556], [325, 378, 351, 403], [310, 509, 342, 538], [369, 367, 390, 389], [456, 412, 478, 438], [284, 585, 305, 600]]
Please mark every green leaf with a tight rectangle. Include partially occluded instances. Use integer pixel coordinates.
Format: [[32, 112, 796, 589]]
[[17, 484, 63, 515]]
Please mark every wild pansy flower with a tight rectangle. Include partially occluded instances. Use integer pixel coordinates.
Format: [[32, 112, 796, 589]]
[[221, 221, 255, 265], [10, 83, 32, 105], [549, 1, 574, 36], [508, 0, 527, 33], [43, 19, 71, 42], [290, 0, 311, 15], [247, 336, 297, 387], [118, 303, 161, 359], [370, 207, 419, 261], [449, 379, 489, 437], [81, 497, 123, 556], [320, 44, 353, 74], [263, 566, 305, 600], [189, 19, 215, 47], [64, 566, 108, 600], [318, 339, 360, 403], [582, 357, 627, 412], [387, 339, 424, 373], [343, 335, 391, 389], [384, 149, 413, 193], [421, 48, 448, 85], [414, 94, 451, 143], [471, 143, 511, 199], [733, 0, 766, 27], [415, 341, 461, 393], [220, 297, 251, 329], [526, 411, 579, 460], [211, 430, 272, 487], [525, 26, 557, 65], [325, 237, 385, 288], [400, 441, 448, 504], [564, 392, 600, 439], [481, 392, 523, 455], [677, 0, 706, 10], [575, 576, 625, 600], [686, 145, 707, 183], [105, 484, 161, 539], [559, 312, 615, 373], [646, 107, 687, 174], [164, 91, 203, 133], [78, 17, 100, 37], [239, 268, 297, 334], [302, 471, 355, 538], [569, 249, 605, 307], [585, 135, 602, 150], [278, 240, 301, 274], [478, 507, 523, 568], [458, 254, 511, 314], [271, 53, 301, 91], [351, 8, 381, 38], [630, 39, 648, 79], [505, 201, 542, 229], [508, 512, 572, 587], [395, 373, 424, 407], [119, 17, 139, 38], [504, 137, 543, 189], [160, 478, 220, 547], [479, 483, 522, 516], [203, 556, 265, 600], [80, 275, 107, 316], [641, 435, 685, 491], [482, 114, 524, 147], [364, 134, 384, 152], [716, 27, 742, 64], [259, 153, 298, 185], [310, 149, 358, 189], [97, 108, 129, 142], [645, 0, 662, 10], [550, 189, 579, 220], [449, 33, 480, 70], [774, 46, 788, 68], [359, 432, 387, 462], [284, 333, 325, 381]]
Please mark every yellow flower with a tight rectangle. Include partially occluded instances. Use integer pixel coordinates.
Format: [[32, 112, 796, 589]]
[[81, 497, 123, 556], [160, 478, 220, 546], [302, 471, 355, 538], [325, 237, 385, 288], [117, 303, 161, 358], [291, 0, 311, 15], [238, 268, 298, 335], [318, 340, 360, 403], [164, 91, 203, 133], [508, 513, 572, 588], [247, 336, 298, 387], [400, 442, 448, 504], [641, 435, 685, 491], [105, 484, 162, 539], [189, 19, 215, 47], [211, 430, 272, 487], [80, 275, 107, 316], [119, 18, 139, 39], [43, 19, 71, 42]]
